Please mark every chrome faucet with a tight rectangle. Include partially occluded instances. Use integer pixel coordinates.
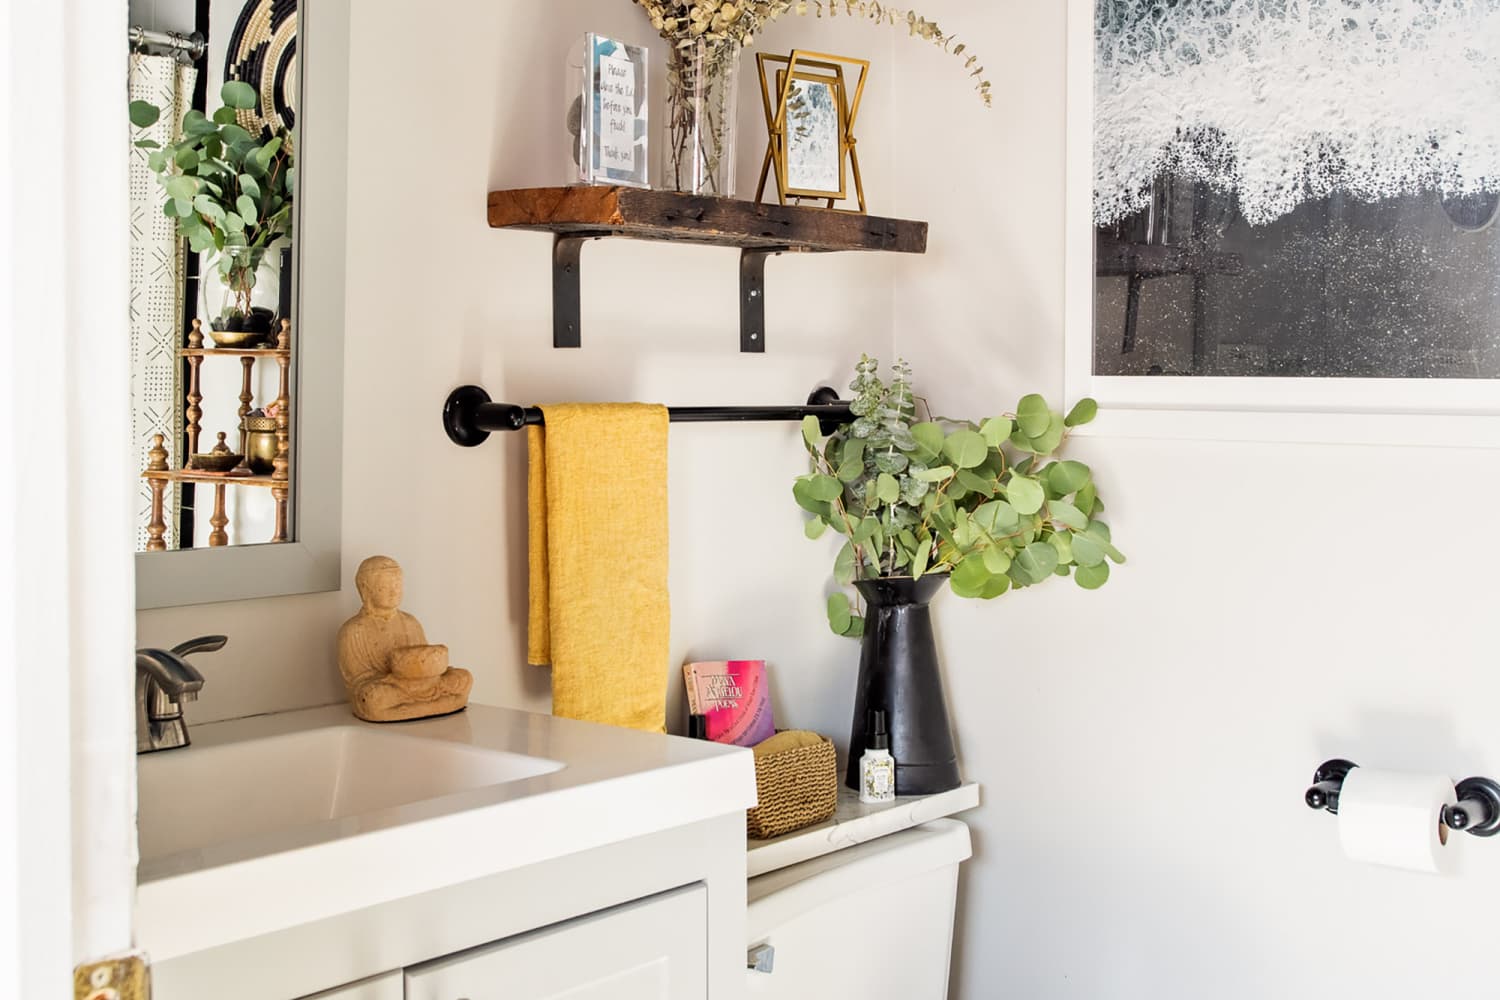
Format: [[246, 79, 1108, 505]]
[[135, 635, 226, 753]]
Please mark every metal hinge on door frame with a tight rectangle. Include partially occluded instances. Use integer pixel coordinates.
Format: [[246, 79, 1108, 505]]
[[74, 954, 150, 1000]]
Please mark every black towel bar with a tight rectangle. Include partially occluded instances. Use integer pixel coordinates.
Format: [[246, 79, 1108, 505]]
[[443, 385, 854, 447]]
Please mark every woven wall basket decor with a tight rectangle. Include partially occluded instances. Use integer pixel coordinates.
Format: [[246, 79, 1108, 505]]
[[224, 0, 298, 151]]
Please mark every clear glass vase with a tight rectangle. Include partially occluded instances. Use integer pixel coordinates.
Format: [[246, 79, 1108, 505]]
[[663, 39, 740, 197], [200, 244, 282, 347]]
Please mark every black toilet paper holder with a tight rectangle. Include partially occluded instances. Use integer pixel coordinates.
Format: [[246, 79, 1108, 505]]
[[1305, 759, 1500, 838]]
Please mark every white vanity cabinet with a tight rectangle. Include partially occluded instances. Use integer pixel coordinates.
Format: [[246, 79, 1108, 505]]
[[144, 704, 754, 1000], [299, 973, 403, 999], [405, 885, 707, 1000]]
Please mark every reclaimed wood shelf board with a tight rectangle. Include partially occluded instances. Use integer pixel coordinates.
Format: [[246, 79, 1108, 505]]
[[488, 186, 928, 254], [488, 187, 929, 352]]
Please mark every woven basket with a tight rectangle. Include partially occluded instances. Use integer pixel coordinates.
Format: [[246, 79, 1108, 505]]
[[747, 735, 839, 840]]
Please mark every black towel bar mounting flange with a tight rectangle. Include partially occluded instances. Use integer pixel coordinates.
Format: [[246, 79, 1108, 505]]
[[442, 385, 853, 448], [1304, 758, 1500, 837]]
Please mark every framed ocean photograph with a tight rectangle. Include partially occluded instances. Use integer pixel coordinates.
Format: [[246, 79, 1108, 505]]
[[1064, 0, 1500, 442]]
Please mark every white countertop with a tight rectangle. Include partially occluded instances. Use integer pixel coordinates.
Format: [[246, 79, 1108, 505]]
[[136, 703, 755, 962], [746, 782, 981, 878]]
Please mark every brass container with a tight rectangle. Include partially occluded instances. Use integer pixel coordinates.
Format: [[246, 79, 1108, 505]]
[[243, 416, 280, 474]]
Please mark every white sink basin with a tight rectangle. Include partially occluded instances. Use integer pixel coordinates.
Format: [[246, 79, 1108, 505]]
[[135, 704, 753, 965], [137, 725, 562, 864]]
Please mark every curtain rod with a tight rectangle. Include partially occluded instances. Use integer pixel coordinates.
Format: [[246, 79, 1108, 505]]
[[443, 385, 853, 448], [129, 26, 207, 63]]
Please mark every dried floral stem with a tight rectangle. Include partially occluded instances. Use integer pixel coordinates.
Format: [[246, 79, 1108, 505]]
[[634, 0, 991, 106]]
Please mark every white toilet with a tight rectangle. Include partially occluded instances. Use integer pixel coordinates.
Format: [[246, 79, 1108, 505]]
[[745, 819, 972, 999]]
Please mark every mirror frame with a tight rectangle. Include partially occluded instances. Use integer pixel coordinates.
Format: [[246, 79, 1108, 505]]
[[136, 0, 350, 609]]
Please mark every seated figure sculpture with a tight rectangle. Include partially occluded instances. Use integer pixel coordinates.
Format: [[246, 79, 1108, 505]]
[[338, 555, 473, 722]]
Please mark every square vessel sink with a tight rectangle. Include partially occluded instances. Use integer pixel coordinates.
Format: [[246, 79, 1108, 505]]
[[138, 725, 562, 864]]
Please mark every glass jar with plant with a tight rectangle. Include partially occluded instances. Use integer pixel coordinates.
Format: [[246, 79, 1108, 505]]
[[131, 81, 294, 344], [795, 356, 1124, 794], [633, 1, 992, 195]]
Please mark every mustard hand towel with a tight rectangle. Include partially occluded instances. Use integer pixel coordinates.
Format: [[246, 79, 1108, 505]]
[[527, 403, 670, 733]]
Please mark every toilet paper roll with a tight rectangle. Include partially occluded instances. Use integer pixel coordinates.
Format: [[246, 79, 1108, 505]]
[[1338, 767, 1458, 874]]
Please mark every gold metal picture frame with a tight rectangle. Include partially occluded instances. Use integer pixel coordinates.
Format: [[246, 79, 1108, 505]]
[[755, 50, 870, 213]]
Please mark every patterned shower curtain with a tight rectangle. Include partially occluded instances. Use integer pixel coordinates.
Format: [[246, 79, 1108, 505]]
[[129, 54, 197, 551]]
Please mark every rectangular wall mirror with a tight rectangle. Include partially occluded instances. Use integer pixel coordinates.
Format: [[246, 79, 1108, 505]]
[[130, 0, 347, 609]]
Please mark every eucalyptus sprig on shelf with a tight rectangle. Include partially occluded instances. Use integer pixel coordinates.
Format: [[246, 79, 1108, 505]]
[[795, 356, 1124, 637], [632, 0, 992, 105], [130, 81, 294, 323]]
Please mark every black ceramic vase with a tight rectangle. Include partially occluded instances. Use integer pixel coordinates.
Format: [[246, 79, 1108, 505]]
[[845, 576, 962, 795]]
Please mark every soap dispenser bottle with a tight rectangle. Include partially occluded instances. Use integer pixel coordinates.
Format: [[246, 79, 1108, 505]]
[[859, 709, 896, 804]]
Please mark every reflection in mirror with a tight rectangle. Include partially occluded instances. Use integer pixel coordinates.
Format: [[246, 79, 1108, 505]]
[[128, 2, 300, 553]]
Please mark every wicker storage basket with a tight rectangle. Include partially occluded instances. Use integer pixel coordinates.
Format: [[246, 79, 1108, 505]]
[[746, 735, 839, 840]]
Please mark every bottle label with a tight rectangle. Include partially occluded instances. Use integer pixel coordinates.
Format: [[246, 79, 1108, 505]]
[[862, 757, 895, 802]]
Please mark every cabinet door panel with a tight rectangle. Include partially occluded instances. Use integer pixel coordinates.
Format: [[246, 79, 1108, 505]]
[[405, 884, 707, 1000], [297, 971, 403, 999]]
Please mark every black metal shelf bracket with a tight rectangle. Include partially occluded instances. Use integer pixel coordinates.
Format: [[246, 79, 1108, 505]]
[[551, 235, 599, 349], [548, 234, 789, 353], [740, 249, 785, 354]]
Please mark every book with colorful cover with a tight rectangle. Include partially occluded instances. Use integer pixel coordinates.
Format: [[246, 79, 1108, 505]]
[[683, 660, 774, 747]]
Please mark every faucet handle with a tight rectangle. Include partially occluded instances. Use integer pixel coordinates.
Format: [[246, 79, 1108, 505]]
[[171, 635, 229, 657]]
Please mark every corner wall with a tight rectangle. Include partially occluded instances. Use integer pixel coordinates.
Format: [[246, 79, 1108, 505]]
[[890, 3, 1500, 997]]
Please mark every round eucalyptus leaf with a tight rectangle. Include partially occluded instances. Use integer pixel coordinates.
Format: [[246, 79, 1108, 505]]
[[827, 592, 852, 634], [1046, 499, 1088, 532], [909, 422, 945, 460], [1070, 532, 1106, 568], [957, 469, 996, 496], [943, 430, 988, 469], [834, 542, 858, 585], [804, 517, 829, 540], [875, 473, 900, 505], [981, 545, 1012, 575], [1047, 460, 1091, 496], [1016, 394, 1050, 437], [165, 175, 198, 201], [980, 416, 1013, 449], [1006, 475, 1046, 515], [1065, 398, 1099, 427], [1028, 413, 1066, 455], [802, 415, 822, 448], [1012, 541, 1059, 584], [1075, 561, 1110, 590], [950, 555, 992, 598], [222, 80, 258, 110]]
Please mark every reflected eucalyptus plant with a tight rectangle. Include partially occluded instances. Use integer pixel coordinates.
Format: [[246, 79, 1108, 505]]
[[131, 81, 294, 329], [796, 357, 1125, 636]]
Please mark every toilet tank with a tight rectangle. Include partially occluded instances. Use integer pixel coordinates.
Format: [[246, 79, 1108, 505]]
[[746, 819, 972, 1000]]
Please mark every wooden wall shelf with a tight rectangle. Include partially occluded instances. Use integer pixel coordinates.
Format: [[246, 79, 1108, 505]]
[[487, 187, 929, 352]]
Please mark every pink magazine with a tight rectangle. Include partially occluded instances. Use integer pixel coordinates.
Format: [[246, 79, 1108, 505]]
[[683, 660, 774, 747]]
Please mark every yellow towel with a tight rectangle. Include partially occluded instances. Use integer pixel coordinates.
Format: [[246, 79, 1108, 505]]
[[527, 403, 670, 733]]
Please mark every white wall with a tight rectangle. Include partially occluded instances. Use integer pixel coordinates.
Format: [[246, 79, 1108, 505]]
[[7, 0, 137, 991], [891, 3, 1500, 998], [137, 0, 899, 742]]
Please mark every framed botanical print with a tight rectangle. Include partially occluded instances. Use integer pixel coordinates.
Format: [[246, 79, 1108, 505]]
[[1066, 0, 1500, 440]]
